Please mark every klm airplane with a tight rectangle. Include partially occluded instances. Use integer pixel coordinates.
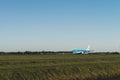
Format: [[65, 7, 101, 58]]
[[72, 45, 90, 54]]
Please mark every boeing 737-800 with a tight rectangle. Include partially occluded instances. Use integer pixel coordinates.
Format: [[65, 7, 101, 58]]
[[72, 45, 90, 54]]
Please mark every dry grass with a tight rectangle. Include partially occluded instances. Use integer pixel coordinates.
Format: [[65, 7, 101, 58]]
[[0, 54, 119, 80]]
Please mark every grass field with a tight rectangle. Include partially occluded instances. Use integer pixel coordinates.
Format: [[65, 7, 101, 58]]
[[0, 54, 119, 80]]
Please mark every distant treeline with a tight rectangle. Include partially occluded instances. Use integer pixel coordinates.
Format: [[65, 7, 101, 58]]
[[0, 51, 71, 55], [0, 51, 119, 55], [89, 52, 120, 54]]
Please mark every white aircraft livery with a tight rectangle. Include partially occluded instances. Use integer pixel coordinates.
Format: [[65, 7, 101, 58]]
[[72, 45, 90, 54]]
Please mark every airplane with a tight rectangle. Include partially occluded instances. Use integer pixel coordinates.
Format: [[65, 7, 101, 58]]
[[72, 45, 90, 54]]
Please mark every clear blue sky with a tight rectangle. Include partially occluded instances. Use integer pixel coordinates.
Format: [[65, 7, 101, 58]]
[[0, 0, 120, 52]]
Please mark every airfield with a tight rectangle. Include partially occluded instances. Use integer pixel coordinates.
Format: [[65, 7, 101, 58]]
[[0, 53, 119, 80]]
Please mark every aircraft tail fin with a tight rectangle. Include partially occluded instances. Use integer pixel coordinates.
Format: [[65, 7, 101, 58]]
[[86, 45, 90, 50]]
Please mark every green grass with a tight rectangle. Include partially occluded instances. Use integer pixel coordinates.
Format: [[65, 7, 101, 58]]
[[0, 54, 119, 80]]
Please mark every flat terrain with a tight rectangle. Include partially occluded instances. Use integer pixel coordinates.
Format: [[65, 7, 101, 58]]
[[0, 54, 120, 80]]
